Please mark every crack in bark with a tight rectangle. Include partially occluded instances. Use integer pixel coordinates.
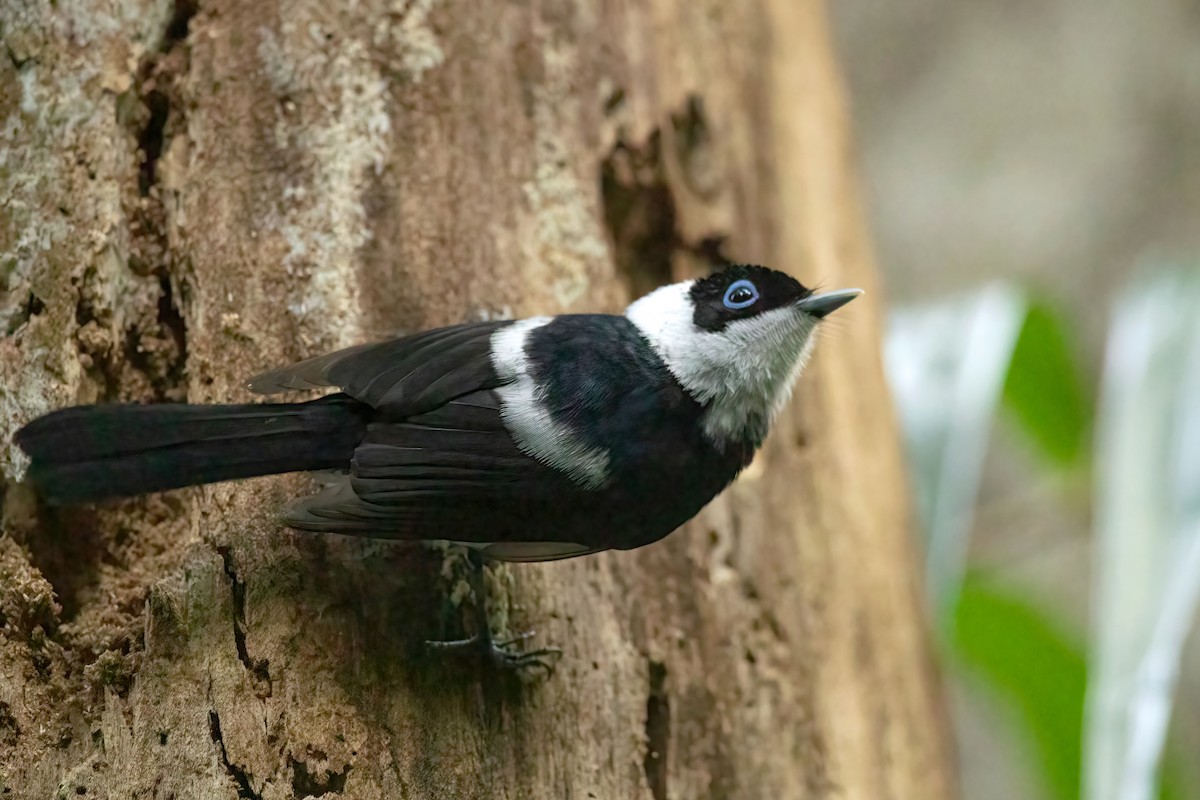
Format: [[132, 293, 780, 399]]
[[131, 0, 195, 205], [679, 234, 735, 270], [4, 39, 37, 69], [0, 701, 21, 748], [643, 660, 670, 800], [123, 0, 194, 393], [6, 291, 45, 335], [290, 755, 350, 797], [600, 130, 678, 298], [208, 709, 262, 800], [136, 89, 171, 198], [217, 547, 273, 699], [668, 94, 720, 201], [600, 96, 732, 300], [165, 0, 199, 45]]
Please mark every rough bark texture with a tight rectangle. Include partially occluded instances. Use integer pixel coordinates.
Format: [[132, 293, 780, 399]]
[[0, 1, 955, 797]]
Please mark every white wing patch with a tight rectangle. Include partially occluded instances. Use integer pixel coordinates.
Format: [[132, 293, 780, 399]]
[[490, 318, 611, 489], [626, 282, 820, 443]]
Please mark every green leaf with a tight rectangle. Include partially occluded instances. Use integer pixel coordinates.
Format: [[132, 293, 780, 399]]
[[1158, 756, 1187, 800], [1002, 302, 1092, 466], [953, 574, 1190, 800], [952, 576, 1086, 800]]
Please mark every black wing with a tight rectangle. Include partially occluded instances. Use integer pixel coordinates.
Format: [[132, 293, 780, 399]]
[[248, 320, 608, 559], [246, 321, 511, 417], [281, 390, 602, 561]]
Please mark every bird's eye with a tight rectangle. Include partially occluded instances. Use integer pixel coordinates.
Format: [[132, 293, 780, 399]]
[[723, 279, 759, 310]]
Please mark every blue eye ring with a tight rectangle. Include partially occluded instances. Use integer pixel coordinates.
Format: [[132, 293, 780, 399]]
[[723, 279, 760, 310]]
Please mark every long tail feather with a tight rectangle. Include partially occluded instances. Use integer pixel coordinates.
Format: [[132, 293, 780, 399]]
[[15, 394, 368, 504]]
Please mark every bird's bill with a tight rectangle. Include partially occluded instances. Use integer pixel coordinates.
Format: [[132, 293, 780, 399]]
[[795, 288, 864, 318]]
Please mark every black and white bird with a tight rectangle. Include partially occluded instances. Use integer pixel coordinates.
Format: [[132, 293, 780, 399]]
[[16, 265, 859, 666]]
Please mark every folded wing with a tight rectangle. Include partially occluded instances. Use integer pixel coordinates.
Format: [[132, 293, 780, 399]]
[[246, 321, 511, 417], [280, 390, 602, 560]]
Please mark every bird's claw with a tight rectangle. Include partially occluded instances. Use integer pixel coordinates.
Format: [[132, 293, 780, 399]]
[[490, 643, 562, 675], [493, 630, 537, 648], [425, 630, 562, 676]]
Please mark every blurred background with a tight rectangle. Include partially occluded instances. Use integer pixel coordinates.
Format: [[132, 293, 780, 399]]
[[830, 2, 1200, 799]]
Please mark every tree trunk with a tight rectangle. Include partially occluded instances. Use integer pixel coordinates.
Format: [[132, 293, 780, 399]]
[[0, 0, 955, 797]]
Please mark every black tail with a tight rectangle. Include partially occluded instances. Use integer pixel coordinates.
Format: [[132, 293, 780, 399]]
[[15, 394, 369, 504]]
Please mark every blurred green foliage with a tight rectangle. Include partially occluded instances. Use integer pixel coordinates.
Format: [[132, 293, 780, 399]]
[[894, 285, 1196, 799], [1002, 302, 1093, 467], [952, 575, 1187, 800], [953, 575, 1086, 800]]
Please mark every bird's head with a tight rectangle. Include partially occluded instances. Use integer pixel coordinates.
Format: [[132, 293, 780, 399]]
[[626, 264, 862, 446]]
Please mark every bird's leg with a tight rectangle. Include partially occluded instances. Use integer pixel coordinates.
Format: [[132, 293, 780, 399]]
[[425, 549, 561, 675]]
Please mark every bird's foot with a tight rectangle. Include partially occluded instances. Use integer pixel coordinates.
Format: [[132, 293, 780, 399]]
[[426, 630, 562, 675]]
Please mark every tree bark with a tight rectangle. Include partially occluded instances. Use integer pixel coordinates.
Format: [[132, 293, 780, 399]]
[[0, 0, 955, 797]]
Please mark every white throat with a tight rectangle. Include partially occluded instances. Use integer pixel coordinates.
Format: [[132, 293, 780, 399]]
[[626, 282, 820, 444]]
